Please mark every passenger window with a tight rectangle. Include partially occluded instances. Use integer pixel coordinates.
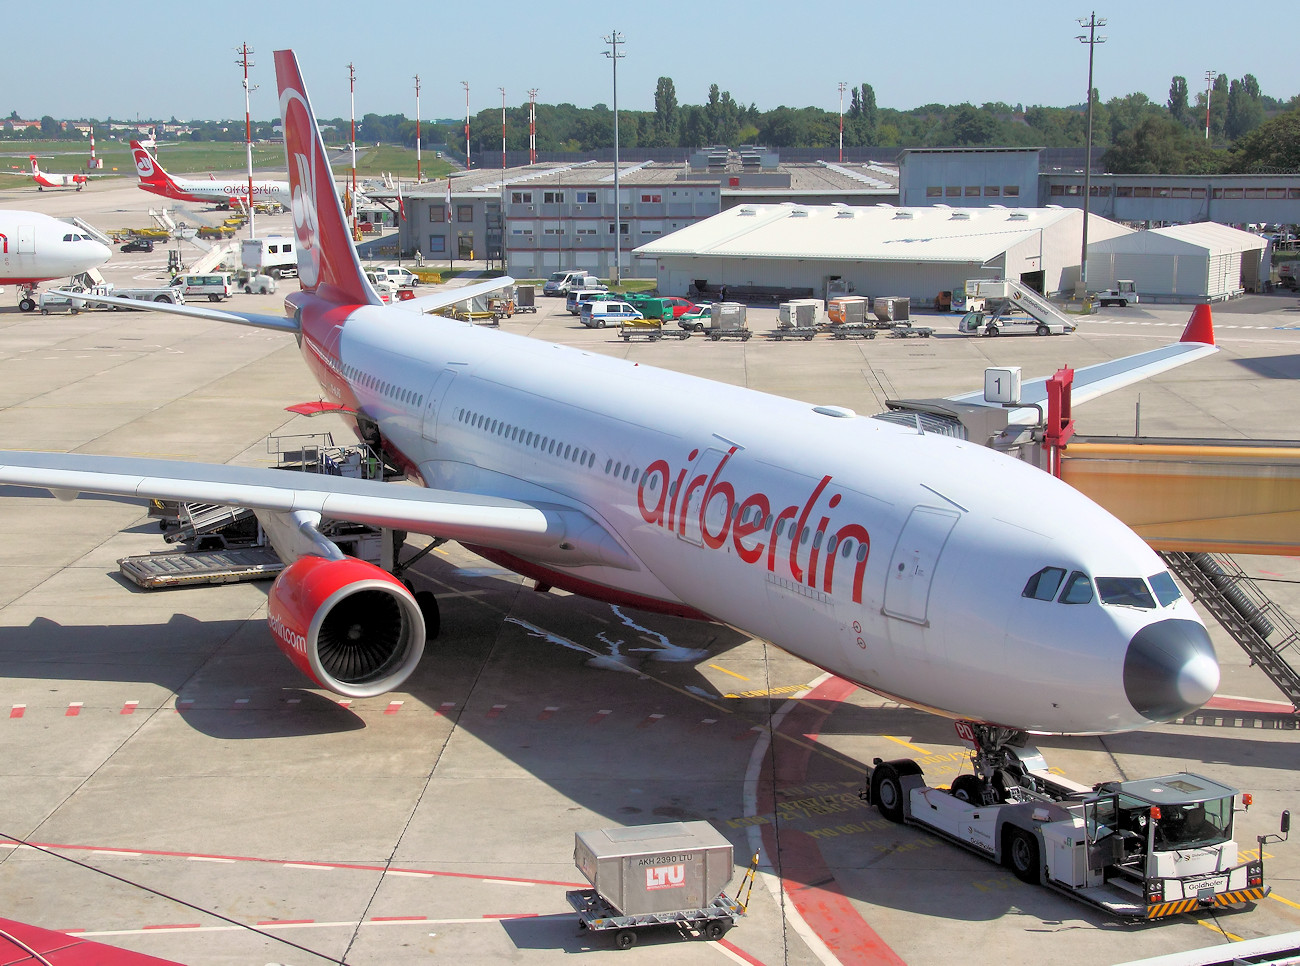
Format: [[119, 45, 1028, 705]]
[[1023, 567, 1066, 601], [1149, 571, 1183, 606], [1096, 577, 1157, 609], [1058, 571, 1094, 604]]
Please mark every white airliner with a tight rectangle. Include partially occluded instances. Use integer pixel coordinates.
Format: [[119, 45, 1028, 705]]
[[130, 140, 290, 208], [28, 155, 89, 191], [5, 51, 1223, 759], [0, 210, 111, 311]]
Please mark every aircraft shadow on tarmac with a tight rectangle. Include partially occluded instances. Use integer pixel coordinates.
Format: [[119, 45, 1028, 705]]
[[1231, 353, 1300, 378]]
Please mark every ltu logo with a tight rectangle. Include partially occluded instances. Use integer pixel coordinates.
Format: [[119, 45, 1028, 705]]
[[645, 865, 685, 890], [135, 152, 154, 177]]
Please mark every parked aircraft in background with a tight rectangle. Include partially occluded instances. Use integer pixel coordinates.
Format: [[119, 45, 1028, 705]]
[[129, 140, 289, 208], [0, 210, 111, 311], [10, 52, 1222, 779], [28, 155, 89, 191]]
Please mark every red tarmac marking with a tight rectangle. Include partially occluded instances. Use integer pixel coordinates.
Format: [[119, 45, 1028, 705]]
[[435, 702, 456, 716], [734, 725, 764, 741], [384, 701, 404, 715], [486, 704, 507, 719], [65, 702, 82, 717], [588, 709, 612, 724], [9, 705, 24, 719], [538, 706, 559, 721], [638, 713, 664, 728], [121, 701, 139, 715], [718, 938, 769, 965], [1205, 695, 1297, 714], [759, 677, 906, 966]]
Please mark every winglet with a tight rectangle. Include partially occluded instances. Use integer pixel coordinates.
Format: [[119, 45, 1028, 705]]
[[1181, 304, 1215, 346], [273, 50, 380, 307]]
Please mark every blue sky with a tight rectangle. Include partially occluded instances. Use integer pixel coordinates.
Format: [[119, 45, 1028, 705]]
[[7, 1, 1293, 122]]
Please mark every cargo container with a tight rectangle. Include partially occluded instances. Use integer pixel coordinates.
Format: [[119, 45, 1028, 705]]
[[574, 822, 733, 917], [828, 295, 868, 325], [874, 296, 910, 324]]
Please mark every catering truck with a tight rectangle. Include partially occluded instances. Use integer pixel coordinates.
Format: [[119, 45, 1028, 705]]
[[862, 722, 1288, 919]]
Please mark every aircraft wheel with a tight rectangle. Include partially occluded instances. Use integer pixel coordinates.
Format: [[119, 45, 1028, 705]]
[[1036, 324, 1050, 336], [1006, 828, 1040, 884], [872, 764, 905, 823], [950, 774, 983, 804], [18, 297, 35, 313], [615, 929, 637, 949]]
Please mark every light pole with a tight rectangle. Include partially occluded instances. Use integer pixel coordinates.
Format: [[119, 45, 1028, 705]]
[[1077, 13, 1106, 299], [838, 81, 847, 163], [1204, 69, 1216, 141], [348, 63, 357, 238], [414, 74, 422, 183], [237, 43, 256, 240], [528, 88, 538, 165], [603, 30, 625, 285], [462, 81, 471, 169]]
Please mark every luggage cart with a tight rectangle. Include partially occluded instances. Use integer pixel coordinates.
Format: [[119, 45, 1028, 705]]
[[829, 322, 877, 340], [707, 302, 751, 341], [568, 822, 759, 950], [514, 284, 537, 313], [889, 322, 934, 338]]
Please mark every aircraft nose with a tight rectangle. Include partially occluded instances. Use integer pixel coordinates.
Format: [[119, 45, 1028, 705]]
[[1124, 619, 1219, 721]]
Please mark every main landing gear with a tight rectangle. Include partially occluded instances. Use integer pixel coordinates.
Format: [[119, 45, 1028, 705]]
[[392, 531, 445, 641], [17, 283, 38, 313]]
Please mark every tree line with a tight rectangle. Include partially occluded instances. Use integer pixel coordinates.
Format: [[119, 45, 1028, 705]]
[[9, 73, 1300, 174]]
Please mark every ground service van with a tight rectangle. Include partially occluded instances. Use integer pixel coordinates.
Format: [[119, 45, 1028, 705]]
[[566, 288, 611, 315], [170, 273, 233, 302]]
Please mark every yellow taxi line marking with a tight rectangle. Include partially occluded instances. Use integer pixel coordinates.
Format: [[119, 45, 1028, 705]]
[[1197, 919, 1243, 941], [1271, 893, 1300, 911], [709, 664, 750, 681], [884, 735, 930, 755]]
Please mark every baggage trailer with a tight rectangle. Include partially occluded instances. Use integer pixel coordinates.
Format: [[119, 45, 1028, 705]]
[[620, 318, 690, 341], [889, 323, 934, 338], [770, 299, 823, 340], [568, 822, 757, 949], [705, 302, 752, 341], [514, 284, 537, 313], [862, 721, 1288, 920], [829, 322, 876, 340]]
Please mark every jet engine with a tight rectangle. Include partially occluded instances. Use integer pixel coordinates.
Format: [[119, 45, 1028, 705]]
[[266, 554, 426, 697]]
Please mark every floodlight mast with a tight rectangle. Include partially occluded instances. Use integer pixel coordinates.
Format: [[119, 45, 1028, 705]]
[[603, 30, 625, 284], [1076, 13, 1106, 299]]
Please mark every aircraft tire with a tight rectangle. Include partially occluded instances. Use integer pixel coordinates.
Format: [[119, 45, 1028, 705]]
[[18, 298, 35, 313]]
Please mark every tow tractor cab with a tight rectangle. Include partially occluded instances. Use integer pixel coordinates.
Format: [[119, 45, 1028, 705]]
[[865, 744, 1288, 919]]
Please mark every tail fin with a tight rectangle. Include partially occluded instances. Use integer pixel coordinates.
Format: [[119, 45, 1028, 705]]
[[129, 141, 172, 189], [1180, 304, 1215, 346], [28, 155, 39, 176], [274, 50, 380, 306]]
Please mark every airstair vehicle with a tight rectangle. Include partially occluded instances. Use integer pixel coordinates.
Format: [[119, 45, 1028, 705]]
[[959, 279, 1077, 336]]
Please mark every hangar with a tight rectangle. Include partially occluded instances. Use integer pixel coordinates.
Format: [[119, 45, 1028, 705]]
[[1084, 222, 1269, 302], [634, 203, 1131, 302]]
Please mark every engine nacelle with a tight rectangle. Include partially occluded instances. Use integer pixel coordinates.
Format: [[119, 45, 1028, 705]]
[[267, 554, 425, 698]]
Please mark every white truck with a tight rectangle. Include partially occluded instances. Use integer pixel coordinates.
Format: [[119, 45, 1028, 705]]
[[863, 721, 1287, 920], [241, 236, 299, 279], [1096, 280, 1140, 307], [544, 270, 602, 297]]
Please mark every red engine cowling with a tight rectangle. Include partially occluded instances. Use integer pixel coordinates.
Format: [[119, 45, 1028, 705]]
[[267, 555, 426, 697]]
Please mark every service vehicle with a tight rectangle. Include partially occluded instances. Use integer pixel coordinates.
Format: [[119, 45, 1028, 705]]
[[581, 300, 643, 328], [170, 273, 233, 302], [686, 302, 751, 340], [566, 288, 612, 315], [377, 266, 419, 288], [568, 822, 757, 949], [544, 270, 603, 296], [241, 235, 298, 279], [959, 309, 1073, 337], [1097, 280, 1140, 307], [112, 284, 187, 306], [631, 295, 694, 320], [677, 302, 713, 332], [863, 722, 1288, 920], [363, 270, 398, 304], [236, 271, 277, 295], [119, 238, 154, 254]]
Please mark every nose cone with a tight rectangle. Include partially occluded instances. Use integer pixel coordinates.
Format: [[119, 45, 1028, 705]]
[[89, 240, 111, 266], [1124, 619, 1219, 722]]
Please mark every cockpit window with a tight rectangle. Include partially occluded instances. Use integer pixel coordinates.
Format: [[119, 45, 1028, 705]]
[[1023, 567, 1066, 601], [1149, 571, 1183, 607], [1059, 571, 1094, 604], [1095, 577, 1156, 609]]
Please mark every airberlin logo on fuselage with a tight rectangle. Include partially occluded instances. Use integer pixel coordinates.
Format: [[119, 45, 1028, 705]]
[[637, 446, 871, 603]]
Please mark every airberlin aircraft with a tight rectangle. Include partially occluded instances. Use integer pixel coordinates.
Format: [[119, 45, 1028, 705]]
[[28, 155, 89, 191], [0, 209, 111, 311], [129, 140, 289, 208], [6, 50, 1222, 746]]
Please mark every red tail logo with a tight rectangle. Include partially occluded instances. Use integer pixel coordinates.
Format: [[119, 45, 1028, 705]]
[[129, 141, 167, 185], [275, 50, 378, 306]]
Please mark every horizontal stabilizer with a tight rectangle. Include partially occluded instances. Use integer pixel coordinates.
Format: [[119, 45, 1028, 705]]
[[47, 290, 299, 332]]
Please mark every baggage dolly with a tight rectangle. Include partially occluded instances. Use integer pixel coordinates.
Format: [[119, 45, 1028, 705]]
[[568, 888, 747, 949]]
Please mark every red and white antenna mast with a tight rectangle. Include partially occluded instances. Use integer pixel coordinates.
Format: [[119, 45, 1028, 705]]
[[528, 88, 538, 165], [348, 62, 357, 236], [500, 87, 507, 173], [87, 127, 102, 170]]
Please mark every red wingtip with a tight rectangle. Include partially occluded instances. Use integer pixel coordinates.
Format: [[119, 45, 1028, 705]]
[[1181, 304, 1215, 346]]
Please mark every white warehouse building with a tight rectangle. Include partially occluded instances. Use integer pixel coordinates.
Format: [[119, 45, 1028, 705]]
[[634, 203, 1132, 301], [1085, 223, 1269, 303]]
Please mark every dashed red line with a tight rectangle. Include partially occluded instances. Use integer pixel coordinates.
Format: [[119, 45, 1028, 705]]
[[734, 725, 764, 741], [538, 706, 559, 721], [638, 713, 664, 728], [486, 704, 507, 719], [435, 702, 456, 716], [9, 705, 24, 719], [337, 699, 353, 709], [588, 709, 612, 725], [65, 702, 82, 717], [719, 938, 769, 965], [120, 701, 139, 715], [384, 701, 404, 715]]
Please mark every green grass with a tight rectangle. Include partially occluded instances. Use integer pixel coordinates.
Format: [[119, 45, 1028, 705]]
[[349, 145, 455, 179]]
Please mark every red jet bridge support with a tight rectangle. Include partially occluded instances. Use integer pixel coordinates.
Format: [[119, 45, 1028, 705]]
[[1044, 366, 1075, 478]]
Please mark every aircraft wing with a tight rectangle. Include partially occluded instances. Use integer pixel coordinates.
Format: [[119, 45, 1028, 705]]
[[47, 290, 298, 333], [0, 915, 185, 966], [0, 451, 632, 570], [947, 312, 1218, 424], [394, 276, 516, 314]]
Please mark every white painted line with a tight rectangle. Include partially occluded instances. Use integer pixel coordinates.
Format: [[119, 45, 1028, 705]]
[[187, 855, 237, 863], [92, 850, 141, 857], [283, 862, 329, 870], [77, 918, 500, 938]]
